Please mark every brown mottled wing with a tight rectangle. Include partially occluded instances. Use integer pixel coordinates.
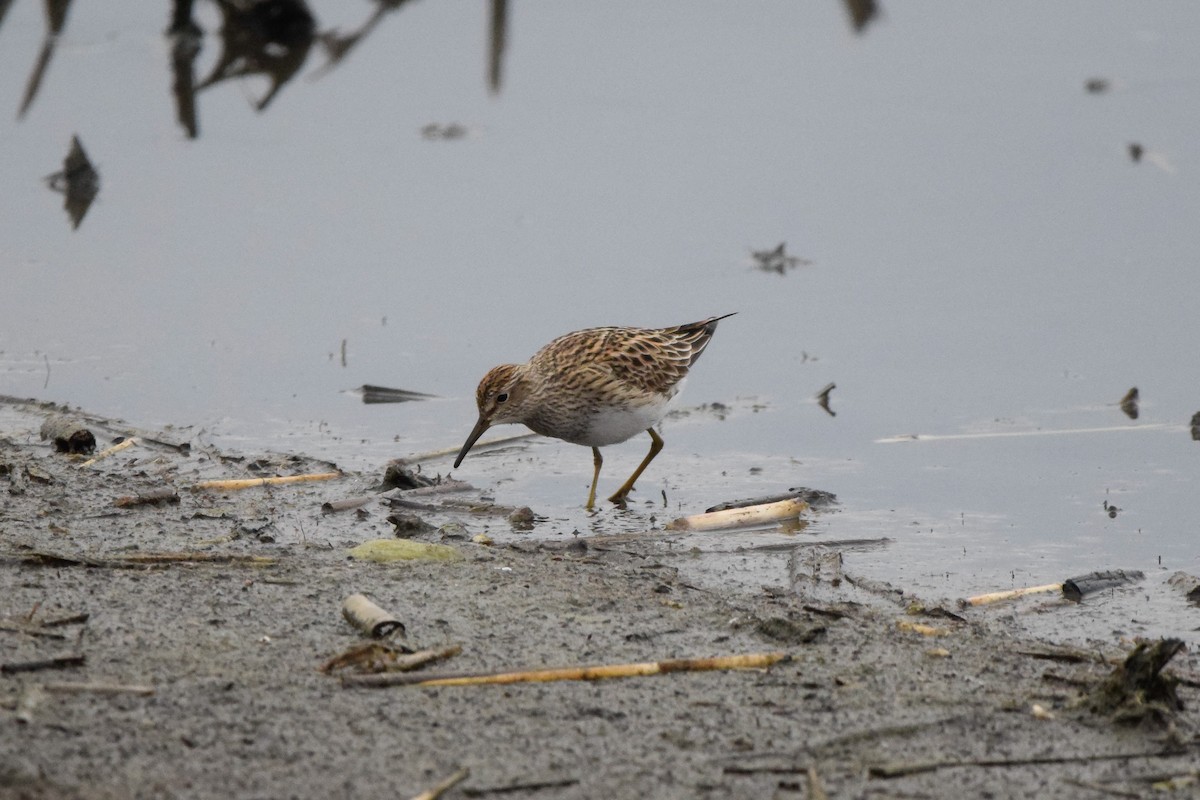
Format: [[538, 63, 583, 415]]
[[536, 315, 733, 397]]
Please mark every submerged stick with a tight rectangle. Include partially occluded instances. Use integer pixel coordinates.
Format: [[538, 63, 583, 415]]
[[77, 437, 138, 468], [668, 498, 809, 532], [361, 652, 788, 688], [192, 472, 341, 491]]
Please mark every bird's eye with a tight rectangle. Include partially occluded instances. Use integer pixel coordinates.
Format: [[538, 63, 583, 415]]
[[496, 392, 509, 403]]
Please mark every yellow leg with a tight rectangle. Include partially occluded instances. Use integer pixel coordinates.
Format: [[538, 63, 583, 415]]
[[586, 447, 603, 509], [608, 428, 663, 505]]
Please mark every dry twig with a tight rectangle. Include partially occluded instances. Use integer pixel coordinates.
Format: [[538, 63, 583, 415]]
[[353, 652, 787, 688], [191, 472, 341, 491]]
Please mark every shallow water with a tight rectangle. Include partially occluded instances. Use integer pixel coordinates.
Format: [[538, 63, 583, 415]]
[[2, 2, 1198, 642]]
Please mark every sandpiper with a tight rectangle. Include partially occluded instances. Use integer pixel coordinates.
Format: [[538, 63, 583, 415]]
[[453, 314, 734, 508]]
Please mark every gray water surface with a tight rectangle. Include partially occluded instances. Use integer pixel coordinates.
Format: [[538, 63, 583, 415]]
[[2, 1, 1197, 642]]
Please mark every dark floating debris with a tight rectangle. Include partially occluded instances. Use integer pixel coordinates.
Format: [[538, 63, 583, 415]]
[[1118, 386, 1139, 419], [378, 460, 436, 491], [816, 382, 836, 417], [1084, 77, 1110, 94], [751, 242, 811, 275], [44, 136, 100, 230], [38, 414, 96, 454], [387, 512, 435, 538], [1061, 569, 1144, 601], [355, 385, 438, 405], [1189, 411, 1200, 441], [421, 123, 469, 141], [1128, 142, 1144, 162], [841, 0, 878, 34], [1088, 638, 1185, 728]]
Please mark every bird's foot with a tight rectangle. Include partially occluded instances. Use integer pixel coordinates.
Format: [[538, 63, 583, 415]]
[[607, 489, 632, 506]]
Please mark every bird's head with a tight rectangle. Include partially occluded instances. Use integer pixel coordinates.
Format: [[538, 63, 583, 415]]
[[453, 364, 529, 468]]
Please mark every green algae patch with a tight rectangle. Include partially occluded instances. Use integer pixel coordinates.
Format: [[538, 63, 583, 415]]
[[348, 539, 463, 564]]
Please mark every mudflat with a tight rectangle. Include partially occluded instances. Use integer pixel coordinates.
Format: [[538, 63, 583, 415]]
[[1, 397, 1196, 799]]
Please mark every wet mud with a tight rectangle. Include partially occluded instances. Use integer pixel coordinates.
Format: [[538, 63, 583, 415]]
[[1, 397, 1197, 799]]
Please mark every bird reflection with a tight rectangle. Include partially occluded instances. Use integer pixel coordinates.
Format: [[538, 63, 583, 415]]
[[197, 0, 316, 112], [45, 135, 99, 230], [488, 0, 508, 94], [18, 0, 73, 118], [167, 0, 203, 138], [311, 0, 415, 79]]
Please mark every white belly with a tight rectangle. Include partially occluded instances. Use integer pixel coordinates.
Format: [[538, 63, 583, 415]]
[[582, 379, 683, 447]]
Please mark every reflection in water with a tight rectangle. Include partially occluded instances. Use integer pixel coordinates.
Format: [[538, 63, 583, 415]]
[[816, 382, 836, 417], [312, 0, 412, 78], [9, 0, 511, 140], [17, 0, 73, 118], [1119, 387, 1139, 420], [197, 0, 316, 112], [751, 242, 810, 275], [355, 385, 437, 405], [167, 0, 203, 138], [44, 135, 99, 230], [841, 0, 878, 33], [488, 0, 507, 94]]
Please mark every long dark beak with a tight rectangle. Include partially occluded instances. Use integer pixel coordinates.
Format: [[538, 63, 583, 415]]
[[453, 417, 491, 468]]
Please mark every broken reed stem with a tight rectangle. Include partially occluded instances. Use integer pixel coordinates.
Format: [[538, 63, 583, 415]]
[[408, 767, 469, 800], [350, 652, 788, 688], [77, 437, 138, 468], [42, 681, 155, 696], [964, 583, 1063, 606], [322, 496, 374, 513], [191, 472, 341, 492], [341, 593, 406, 639], [667, 498, 809, 532]]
